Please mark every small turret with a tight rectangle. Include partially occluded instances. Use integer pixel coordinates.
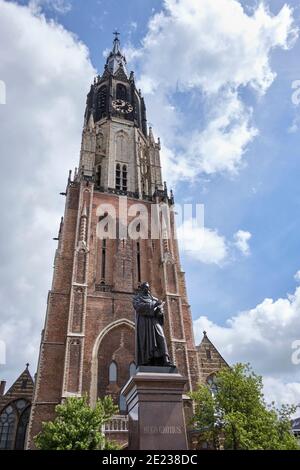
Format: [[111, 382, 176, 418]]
[[149, 127, 155, 145]]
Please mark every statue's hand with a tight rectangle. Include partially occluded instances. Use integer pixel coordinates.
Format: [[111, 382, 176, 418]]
[[155, 303, 165, 316]]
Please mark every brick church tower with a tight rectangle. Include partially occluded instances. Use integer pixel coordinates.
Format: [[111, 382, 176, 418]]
[[27, 34, 204, 448]]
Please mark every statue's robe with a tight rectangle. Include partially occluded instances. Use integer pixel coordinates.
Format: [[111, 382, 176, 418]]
[[133, 292, 169, 366]]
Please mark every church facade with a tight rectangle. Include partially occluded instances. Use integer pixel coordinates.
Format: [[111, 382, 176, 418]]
[[21, 34, 227, 449]]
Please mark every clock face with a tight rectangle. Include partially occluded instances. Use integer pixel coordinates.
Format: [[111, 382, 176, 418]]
[[112, 99, 133, 114]]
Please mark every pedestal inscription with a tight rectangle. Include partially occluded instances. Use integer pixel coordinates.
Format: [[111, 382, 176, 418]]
[[121, 369, 188, 450]]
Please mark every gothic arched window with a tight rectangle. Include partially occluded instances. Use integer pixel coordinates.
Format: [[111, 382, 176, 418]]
[[134, 94, 140, 126], [116, 164, 121, 190], [116, 132, 129, 161], [207, 374, 218, 396], [122, 165, 127, 192], [129, 362, 136, 377], [0, 400, 30, 450], [109, 361, 117, 383], [15, 406, 30, 450], [0, 404, 16, 450], [116, 84, 127, 101], [206, 348, 212, 360], [96, 165, 101, 188], [21, 379, 28, 389], [101, 238, 106, 280], [97, 85, 107, 120]]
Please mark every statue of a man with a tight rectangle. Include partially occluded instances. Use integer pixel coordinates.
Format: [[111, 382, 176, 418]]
[[133, 282, 173, 367]]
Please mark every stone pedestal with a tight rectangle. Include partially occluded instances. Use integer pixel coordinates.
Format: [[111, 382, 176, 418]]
[[121, 367, 188, 450]]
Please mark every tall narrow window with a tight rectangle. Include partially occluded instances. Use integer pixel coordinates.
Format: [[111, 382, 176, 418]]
[[97, 85, 107, 120], [15, 406, 30, 450], [116, 164, 121, 190], [101, 239, 106, 280], [96, 165, 101, 187], [116, 83, 127, 101], [137, 242, 141, 283], [0, 405, 16, 450], [134, 94, 140, 126], [122, 165, 127, 192], [21, 379, 28, 389], [207, 374, 218, 396], [109, 361, 117, 383]]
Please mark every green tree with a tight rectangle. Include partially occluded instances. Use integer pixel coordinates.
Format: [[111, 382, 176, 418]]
[[189, 363, 299, 450], [34, 395, 120, 450], [188, 382, 221, 449]]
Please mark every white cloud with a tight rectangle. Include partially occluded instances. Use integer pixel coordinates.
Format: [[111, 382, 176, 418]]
[[177, 219, 228, 265], [294, 271, 300, 283], [263, 377, 300, 409], [138, 0, 297, 94], [0, 0, 94, 385], [29, 0, 72, 14], [288, 116, 300, 133], [184, 91, 258, 176], [234, 229, 252, 256], [194, 279, 300, 407], [130, 21, 137, 31], [177, 219, 254, 265], [123, 44, 143, 64], [129, 0, 297, 182], [157, 92, 258, 181]]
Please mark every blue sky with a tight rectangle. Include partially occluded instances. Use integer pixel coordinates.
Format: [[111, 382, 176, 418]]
[[19, 0, 299, 321], [1, 0, 300, 405]]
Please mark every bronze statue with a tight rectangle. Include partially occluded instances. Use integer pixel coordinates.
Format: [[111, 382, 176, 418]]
[[133, 282, 174, 367]]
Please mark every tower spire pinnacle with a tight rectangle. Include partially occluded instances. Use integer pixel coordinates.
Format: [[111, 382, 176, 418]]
[[112, 30, 120, 52], [106, 31, 127, 75]]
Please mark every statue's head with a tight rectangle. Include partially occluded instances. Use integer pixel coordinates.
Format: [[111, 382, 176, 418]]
[[140, 282, 150, 294]]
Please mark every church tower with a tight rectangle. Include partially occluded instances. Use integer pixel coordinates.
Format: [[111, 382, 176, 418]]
[[27, 34, 201, 448]]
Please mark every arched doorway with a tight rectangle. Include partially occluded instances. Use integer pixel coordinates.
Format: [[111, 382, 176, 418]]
[[96, 322, 135, 413]]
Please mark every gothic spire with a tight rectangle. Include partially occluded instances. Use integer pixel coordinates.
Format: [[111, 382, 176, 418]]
[[106, 31, 127, 76], [112, 30, 121, 54]]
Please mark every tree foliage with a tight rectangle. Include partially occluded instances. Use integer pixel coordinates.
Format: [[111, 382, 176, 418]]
[[189, 363, 299, 450], [34, 395, 120, 450]]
